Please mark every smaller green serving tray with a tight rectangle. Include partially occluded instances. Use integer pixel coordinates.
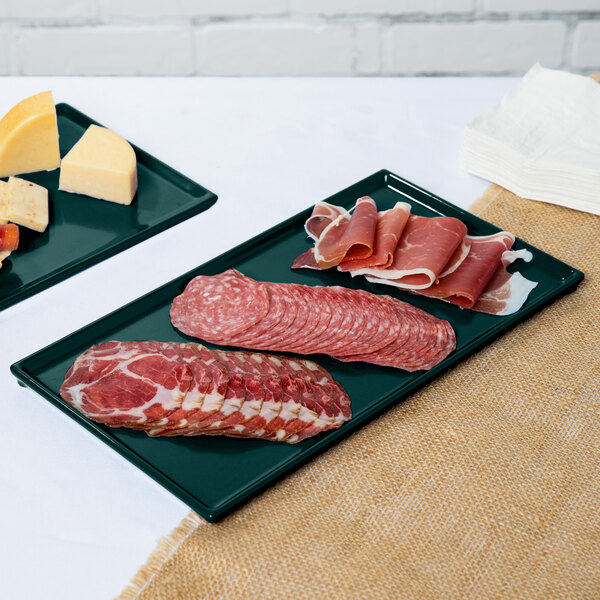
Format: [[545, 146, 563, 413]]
[[11, 170, 583, 523], [0, 103, 217, 311]]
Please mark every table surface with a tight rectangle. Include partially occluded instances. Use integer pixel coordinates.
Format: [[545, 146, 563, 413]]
[[0, 76, 516, 600]]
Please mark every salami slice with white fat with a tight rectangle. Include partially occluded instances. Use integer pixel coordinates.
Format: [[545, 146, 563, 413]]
[[171, 272, 456, 372], [170, 270, 270, 341]]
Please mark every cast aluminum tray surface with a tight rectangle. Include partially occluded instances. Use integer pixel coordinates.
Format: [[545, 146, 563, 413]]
[[0, 103, 217, 312], [11, 170, 583, 522]]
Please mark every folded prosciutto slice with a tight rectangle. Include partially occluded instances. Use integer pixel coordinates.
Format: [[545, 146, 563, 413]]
[[414, 232, 515, 308], [305, 202, 349, 241], [292, 196, 538, 315], [312, 196, 378, 269], [337, 202, 411, 271], [355, 215, 467, 289], [474, 249, 538, 315]]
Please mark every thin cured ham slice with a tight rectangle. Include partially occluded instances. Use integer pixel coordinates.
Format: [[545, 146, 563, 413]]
[[474, 249, 538, 315], [313, 196, 378, 269], [337, 202, 411, 271], [415, 232, 515, 308], [354, 215, 467, 289], [60, 342, 352, 444], [171, 271, 456, 371], [305, 202, 349, 240], [291, 248, 319, 270], [438, 237, 472, 278], [292, 200, 411, 272], [293, 196, 538, 315]]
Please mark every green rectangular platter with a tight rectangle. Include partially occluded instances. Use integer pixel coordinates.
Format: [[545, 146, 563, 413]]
[[11, 169, 584, 523], [0, 103, 217, 311]]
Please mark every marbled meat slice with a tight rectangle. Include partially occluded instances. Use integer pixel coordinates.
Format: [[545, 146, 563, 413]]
[[269, 374, 320, 442], [220, 351, 349, 439], [171, 372, 246, 436], [147, 345, 229, 436], [199, 373, 264, 434], [145, 342, 212, 431], [62, 342, 351, 443], [59, 341, 193, 428]]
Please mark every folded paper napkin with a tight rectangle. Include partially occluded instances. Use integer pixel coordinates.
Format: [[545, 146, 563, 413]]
[[460, 64, 600, 216]]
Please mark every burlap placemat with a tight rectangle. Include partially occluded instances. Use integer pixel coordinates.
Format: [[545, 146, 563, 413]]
[[118, 184, 599, 600]]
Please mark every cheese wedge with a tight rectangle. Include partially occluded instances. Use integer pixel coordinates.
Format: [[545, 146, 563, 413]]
[[0, 183, 13, 268], [5, 176, 49, 232], [0, 91, 61, 178], [0, 180, 8, 223], [59, 125, 137, 205]]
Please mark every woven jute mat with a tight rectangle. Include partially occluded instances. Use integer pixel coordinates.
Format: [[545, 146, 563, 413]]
[[118, 185, 600, 600]]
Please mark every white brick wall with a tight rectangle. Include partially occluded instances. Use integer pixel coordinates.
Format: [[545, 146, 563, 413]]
[[573, 21, 600, 68], [15, 27, 194, 75], [291, 0, 475, 16], [196, 22, 355, 75], [0, 0, 598, 75], [384, 21, 567, 74]]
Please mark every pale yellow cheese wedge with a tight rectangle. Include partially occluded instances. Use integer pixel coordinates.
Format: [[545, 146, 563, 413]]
[[0, 91, 61, 178], [0, 183, 12, 268], [0, 180, 8, 223], [59, 124, 137, 205], [0, 183, 11, 267], [5, 176, 49, 232]]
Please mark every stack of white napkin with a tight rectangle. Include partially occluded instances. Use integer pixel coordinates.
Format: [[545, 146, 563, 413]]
[[460, 64, 600, 216]]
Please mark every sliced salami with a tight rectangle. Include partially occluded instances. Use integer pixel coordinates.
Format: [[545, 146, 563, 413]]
[[170, 270, 270, 341], [171, 272, 456, 372]]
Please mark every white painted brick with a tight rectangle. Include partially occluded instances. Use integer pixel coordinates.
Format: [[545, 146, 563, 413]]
[[355, 22, 380, 75], [0, 30, 10, 74], [293, 0, 474, 15], [383, 21, 566, 74], [296, 0, 475, 16], [195, 22, 354, 75], [106, 0, 287, 18], [8, 0, 100, 20], [572, 21, 600, 69], [15, 27, 194, 75], [484, 0, 600, 13]]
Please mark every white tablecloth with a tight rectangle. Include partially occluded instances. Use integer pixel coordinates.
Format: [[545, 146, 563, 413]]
[[0, 76, 516, 600]]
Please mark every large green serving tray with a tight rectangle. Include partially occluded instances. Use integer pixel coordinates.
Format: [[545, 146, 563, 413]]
[[0, 103, 217, 311], [11, 170, 583, 523]]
